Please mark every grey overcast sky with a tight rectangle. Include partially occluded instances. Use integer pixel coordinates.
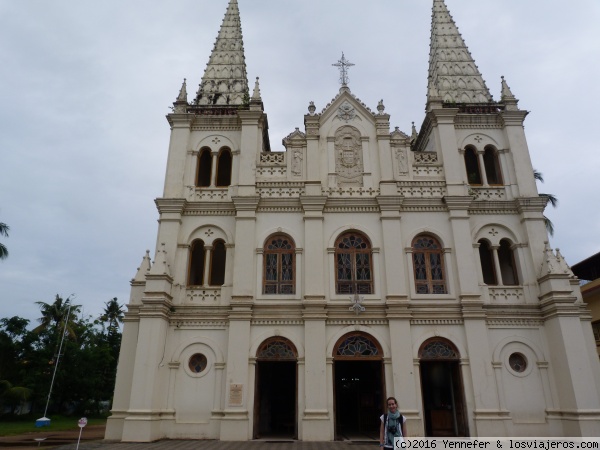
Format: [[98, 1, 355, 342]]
[[1, 0, 599, 324]]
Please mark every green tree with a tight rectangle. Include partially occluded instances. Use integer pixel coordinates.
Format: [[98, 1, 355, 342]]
[[534, 169, 558, 236], [99, 297, 124, 336], [0, 221, 9, 260], [0, 380, 32, 414], [0, 317, 35, 414], [33, 295, 81, 340]]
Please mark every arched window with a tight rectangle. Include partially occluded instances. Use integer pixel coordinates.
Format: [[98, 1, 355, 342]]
[[498, 239, 518, 285], [196, 148, 212, 187], [419, 338, 460, 360], [478, 239, 497, 285], [209, 240, 226, 286], [215, 148, 232, 187], [483, 146, 503, 185], [257, 337, 298, 360], [412, 235, 447, 294], [464, 146, 482, 185], [188, 240, 205, 286], [263, 234, 295, 294], [335, 232, 373, 294], [334, 333, 382, 359]]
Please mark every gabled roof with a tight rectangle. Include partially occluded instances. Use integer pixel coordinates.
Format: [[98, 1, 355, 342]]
[[319, 87, 377, 122], [428, 0, 493, 105], [195, 0, 249, 106], [282, 128, 307, 148], [572, 251, 600, 281]]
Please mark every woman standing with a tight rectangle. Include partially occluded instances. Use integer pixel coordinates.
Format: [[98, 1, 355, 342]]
[[380, 396, 407, 448]]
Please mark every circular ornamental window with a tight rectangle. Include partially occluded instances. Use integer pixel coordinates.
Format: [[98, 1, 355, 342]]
[[189, 353, 208, 373], [508, 352, 527, 373]]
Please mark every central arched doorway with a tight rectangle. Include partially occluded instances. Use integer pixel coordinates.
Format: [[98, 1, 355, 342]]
[[333, 332, 385, 440], [419, 338, 469, 437], [253, 337, 298, 439]]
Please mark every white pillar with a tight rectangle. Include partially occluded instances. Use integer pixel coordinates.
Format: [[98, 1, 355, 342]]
[[477, 151, 489, 186], [203, 245, 213, 287], [210, 152, 218, 187], [491, 245, 503, 286]]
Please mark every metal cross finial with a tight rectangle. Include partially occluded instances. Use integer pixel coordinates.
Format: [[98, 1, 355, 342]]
[[333, 52, 355, 87]]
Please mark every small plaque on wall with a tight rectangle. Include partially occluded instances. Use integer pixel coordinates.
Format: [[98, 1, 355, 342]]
[[229, 383, 243, 406]]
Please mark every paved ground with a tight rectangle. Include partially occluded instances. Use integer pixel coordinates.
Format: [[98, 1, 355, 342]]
[[58, 442, 379, 450], [0, 425, 379, 450]]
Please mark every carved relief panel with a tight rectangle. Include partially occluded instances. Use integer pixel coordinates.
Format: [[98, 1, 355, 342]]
[[334, 126, 364, 186]]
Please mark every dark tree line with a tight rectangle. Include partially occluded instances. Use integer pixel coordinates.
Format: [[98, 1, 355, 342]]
[[0, 295, 124, 417]]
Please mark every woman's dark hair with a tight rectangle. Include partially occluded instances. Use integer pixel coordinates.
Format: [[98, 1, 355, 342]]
[[386, 396, 398, 406]]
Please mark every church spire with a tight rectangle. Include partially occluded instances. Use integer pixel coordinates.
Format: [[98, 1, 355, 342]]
[[427, 0, 493, 105], [195, 0, 249, 106]]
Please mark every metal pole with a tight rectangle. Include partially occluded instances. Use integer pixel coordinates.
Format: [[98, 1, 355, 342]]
[[76, 426, 83, 450], [42, 304, 72, 418]]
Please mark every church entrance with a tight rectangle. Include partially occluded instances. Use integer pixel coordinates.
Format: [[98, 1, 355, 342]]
[[253, 338, 297, 439], [419, 339, 469, 437], [333, 333, 384, 440]]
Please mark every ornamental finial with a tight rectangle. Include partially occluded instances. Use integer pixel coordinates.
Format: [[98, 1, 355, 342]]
[[332, 52, 355, 87]]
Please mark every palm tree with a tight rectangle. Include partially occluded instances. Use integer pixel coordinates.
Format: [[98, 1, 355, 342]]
[[534, 169, 558, 236], [0, 222, 9, 260], [33, 295, 81, 340], [99, 297, 124, 335]]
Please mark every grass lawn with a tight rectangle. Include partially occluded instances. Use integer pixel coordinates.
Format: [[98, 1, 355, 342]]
[[0, 416, 106, 436]]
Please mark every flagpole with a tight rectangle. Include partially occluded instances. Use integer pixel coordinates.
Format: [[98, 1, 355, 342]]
[[39, 304, 72, 423]]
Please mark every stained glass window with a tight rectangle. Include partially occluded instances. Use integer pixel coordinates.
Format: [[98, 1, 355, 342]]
[[257, 338, 297, 360], [420, 340, 458, 359], [335, 232, 373, 294], [412, 235, 447, 294], [508, 353, 527, 373], [336, 335, 379, 357], [263, 235, 295, 294], [189, 353, 208, 373]]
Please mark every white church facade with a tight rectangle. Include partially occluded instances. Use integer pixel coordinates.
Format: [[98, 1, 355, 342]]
[[106, 0, 600, 441]]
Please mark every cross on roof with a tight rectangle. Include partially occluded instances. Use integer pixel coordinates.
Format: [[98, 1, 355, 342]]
[[332, 52, 355, 87]]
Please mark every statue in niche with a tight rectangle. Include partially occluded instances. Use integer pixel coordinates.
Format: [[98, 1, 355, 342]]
[[291, 150, 303, 176], [396, 148, 408, 174], [334, 126, 363, 186]]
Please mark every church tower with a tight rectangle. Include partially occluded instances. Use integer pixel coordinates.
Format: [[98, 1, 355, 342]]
[[106, 0, 600, 441]]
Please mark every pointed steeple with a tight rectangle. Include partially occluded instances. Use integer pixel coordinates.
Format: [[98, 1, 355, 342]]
[[150, 243, 172, 277], [428, 0, 493, 105], [133, 250, 152, 283], [177, 78, 188, 103], [173, 78, 188, 113], [411, 122, 418, 141], [249, 76, 263, 111], [500, 75, 520, 111], [195, 0, 249, 106]]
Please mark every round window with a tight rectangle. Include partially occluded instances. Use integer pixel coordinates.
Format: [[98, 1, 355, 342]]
[[189, 353, 208, 373], [508, 352, 527, 373]]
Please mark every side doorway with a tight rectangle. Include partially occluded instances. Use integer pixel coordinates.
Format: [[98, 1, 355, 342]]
[[419, 339, 469, 437], [333, 332, 385, 440], [253, 337, 298, 439]]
